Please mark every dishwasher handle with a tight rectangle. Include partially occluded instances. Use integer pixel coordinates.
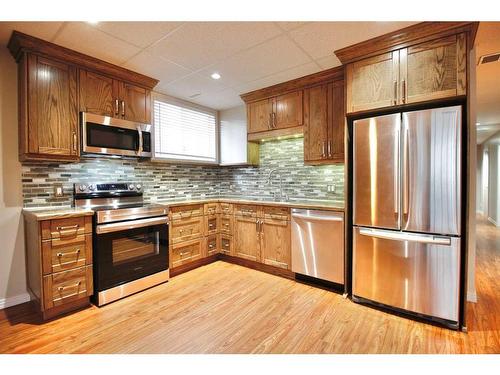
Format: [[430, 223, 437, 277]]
[[292, 212, 344, 222]]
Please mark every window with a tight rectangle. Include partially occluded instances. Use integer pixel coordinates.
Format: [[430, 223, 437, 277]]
[[153, 95, 217, 163]]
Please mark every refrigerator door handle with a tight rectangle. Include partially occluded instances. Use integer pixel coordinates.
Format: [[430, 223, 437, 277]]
[[358, 228, 452, 246], [394, 126, 400, 216], [402, 120, 409, 217]]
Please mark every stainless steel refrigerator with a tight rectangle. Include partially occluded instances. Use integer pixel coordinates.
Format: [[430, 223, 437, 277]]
[[352, 105, 462, 325]]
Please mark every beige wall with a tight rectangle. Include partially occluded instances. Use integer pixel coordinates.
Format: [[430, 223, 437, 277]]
[[0, 48, 28, 308]]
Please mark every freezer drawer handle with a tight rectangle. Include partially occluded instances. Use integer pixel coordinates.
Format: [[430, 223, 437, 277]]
[[358, 228, 451, 246]]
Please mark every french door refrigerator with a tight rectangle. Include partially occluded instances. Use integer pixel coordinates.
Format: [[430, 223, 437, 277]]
[[352, 105, 462, 326]]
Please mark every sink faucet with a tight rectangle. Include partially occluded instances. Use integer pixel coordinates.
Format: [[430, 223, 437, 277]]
[[266, 168, 288, 201]]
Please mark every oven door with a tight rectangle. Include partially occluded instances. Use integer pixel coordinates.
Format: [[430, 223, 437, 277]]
[[94, 217, 169, 291]]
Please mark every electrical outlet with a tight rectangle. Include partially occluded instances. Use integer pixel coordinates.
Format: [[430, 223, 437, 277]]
[[53, 184, 64, 197], [327, 184, 336, 193]]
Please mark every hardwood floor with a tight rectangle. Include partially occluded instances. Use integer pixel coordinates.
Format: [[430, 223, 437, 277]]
[[1, 218, 499, 353]]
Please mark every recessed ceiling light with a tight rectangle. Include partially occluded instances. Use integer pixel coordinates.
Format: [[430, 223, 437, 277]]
[[476, 122, 481, 126], [211, 72, 221, 80], [87, 21, 99, 25]]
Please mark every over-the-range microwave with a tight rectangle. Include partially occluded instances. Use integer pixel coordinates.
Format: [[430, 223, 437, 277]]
[[81, 112, 152, 158]]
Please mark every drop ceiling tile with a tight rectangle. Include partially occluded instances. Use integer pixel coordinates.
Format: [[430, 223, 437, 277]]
[[148, 22, 283, 71], [275, 22, 309, 31], [194, 89, 244, 110], [123, 50, 191, 85], [53, 22, 141, 65], [289, 21, 418, 59], [200, 34, 312, 88], [315, 54, 341, 70], [95, 21, 183, 48], [0, 21, 63, 46], [157, 73, 230, 102]]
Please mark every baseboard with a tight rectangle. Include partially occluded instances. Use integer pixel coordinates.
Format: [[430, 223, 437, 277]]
[[0, 292, 31, 310], [467, 290, 477, 303], [487, 217, 499, 227]]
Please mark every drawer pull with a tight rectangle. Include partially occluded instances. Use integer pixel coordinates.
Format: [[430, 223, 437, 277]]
[[58, 281, 81, 291], [209, 244, 214, 249], [57, 249, 81, 257], [224, 223, 229, 227], [179, 251, 192, 256], [56, 224, 80, 236], [224, 243, 229, 248]]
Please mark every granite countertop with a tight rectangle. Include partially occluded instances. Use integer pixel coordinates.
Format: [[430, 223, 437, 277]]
[[22, 207, 94, 221]]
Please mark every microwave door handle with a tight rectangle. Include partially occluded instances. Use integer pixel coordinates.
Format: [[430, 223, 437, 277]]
[[137, 129, 143, 155]]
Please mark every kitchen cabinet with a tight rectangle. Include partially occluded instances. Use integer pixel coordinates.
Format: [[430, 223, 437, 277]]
[[304, 78, 345, 164], [233, 215, 260, 262], [20, 53, 79, 161], [247, 99, 273, 133], [171, 239, 203, 268], [260, 218, 291, 269], [117, 81, 151, 123], [346, 33, 467, 113]]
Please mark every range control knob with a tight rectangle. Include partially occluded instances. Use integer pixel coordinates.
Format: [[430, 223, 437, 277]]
[[79, 184, 87, 192], [88, 184, 96, 191], [128, 184, 136, 190], [136, 184, 142, 190]]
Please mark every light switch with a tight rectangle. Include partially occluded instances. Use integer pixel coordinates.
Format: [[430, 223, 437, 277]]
[[54, 184, 64, 197]]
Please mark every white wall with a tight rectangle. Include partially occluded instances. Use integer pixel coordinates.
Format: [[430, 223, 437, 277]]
[[0, 48, 29, 308], [219, 105, 248, 165]]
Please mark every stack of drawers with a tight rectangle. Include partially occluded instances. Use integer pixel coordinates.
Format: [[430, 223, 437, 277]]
[[24, 213, 94, 320]]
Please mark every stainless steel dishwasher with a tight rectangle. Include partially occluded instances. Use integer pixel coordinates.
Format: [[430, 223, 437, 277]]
[[291, 209, 344, 284]]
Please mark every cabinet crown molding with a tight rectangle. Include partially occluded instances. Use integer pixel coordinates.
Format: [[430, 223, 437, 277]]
[[334, 21, 479, 65], [7, 30, 159, 89], [240, 65, 344, 103]]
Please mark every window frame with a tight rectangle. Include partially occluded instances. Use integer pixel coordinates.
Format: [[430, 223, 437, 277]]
[[151, 92, 220, 165]]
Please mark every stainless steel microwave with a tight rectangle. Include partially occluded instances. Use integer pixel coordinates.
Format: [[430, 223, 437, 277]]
[[81, 112, 152, 158]]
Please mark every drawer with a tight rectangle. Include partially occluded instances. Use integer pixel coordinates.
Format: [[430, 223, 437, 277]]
[[41, 216, 92, 240], [205, 214, 219, 236], [263, 206, 290, 221], [170, 204, 204, 220], [204, 202, 220, 215], [206, 235, 219, 256], [42, 265, 93, 309], [170, 216, 203, 243], [171, 239, 203, 268], [220, 202, 233, 215], [220, 234, 232, 255], [234, 204, 259, 218], [42, 234, 92, 275], [220, 214, 233, 235]]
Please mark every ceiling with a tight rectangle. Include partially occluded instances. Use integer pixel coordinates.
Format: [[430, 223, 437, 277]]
[[0, 21, 417, 110], [475, 22, 500, 144]]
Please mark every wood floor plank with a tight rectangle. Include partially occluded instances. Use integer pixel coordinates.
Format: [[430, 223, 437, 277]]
[[0, 217, 499, 354]]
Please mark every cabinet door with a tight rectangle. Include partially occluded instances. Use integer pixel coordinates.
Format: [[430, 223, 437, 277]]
[[328, 78, 345, 162], [27, 54, 78, 159], [260, 218, 291, 269], [118, 82, 151, 123], [401, 34, 466, 104], [79, 70, 116, 117], [247, 99, 272, 133], [304, 84, 329, 162], [273, 91, 303, 129], [346, 51, 400, 113], [233, 215, 260, 262]]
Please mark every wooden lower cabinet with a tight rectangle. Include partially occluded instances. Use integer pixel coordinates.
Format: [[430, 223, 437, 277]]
[[206, 235, 219, 257], [43, 266, 93, 309], [171, 238, 203, 268], [233, 215, 260, 262], [260, 218, 291, 269], [220, 234, 232, 255]]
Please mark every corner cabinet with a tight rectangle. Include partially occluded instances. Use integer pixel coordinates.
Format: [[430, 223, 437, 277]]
[[8, 31, 158, 162], [346, 33, 468, 114], [19, 54, 79, 161]]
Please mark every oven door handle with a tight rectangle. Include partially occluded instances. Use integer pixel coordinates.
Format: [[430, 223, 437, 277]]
[[96, 216, 169, 234]]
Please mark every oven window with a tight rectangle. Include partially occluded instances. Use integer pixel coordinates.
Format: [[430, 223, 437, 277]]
[[87, 123, 138, 151], [112, 232, 159, 265]]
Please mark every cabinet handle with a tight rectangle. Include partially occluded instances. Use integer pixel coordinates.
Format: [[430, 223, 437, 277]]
[[114, 99, 119, 115], [268, 113, 273, 129], [208, 244, 214, 249], [72, 132, 77, 153], [179, 251, 191, 256], [328, 140, 332, 158], [393, 80, 398, 105], [256, 219, 259, 232], [402, 80, 406, 104], [121, 100, 125, 117], [56, 249, 81, 257], [224, 242, 229, 248], [272, 112, 277, 128], [58, 281, 81, 292], [322, 141, 326, 158]]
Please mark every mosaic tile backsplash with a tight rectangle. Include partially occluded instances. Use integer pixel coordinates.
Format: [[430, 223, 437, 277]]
[[21, 138, 344, 208]]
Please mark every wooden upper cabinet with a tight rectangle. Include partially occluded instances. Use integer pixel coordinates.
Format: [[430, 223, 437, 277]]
[[79, 70, 116, 117], [118, 81, 151, 123], [24, 54, 78, 160], [346, 51, 400, 113], [401, 33, 466, 104], [273, 91, 303, 129], [247, 99, 272, 134], [304, 78, 345, 164]]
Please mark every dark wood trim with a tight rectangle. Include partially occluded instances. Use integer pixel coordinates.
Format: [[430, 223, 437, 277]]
[[219, 254, 295, 280], [170, 254, 219, 277], [7, 31, 159, 89], [241, 66, 344, 103], [334, 22, 479, 65]]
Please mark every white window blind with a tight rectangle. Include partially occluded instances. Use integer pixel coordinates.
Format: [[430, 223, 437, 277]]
[[153, 98, 217, 162]]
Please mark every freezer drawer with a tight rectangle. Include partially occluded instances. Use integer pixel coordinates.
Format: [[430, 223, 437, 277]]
[[353, 113, 401, 230], [291, 209, 344, 284], [353, 227, 460, 322]]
